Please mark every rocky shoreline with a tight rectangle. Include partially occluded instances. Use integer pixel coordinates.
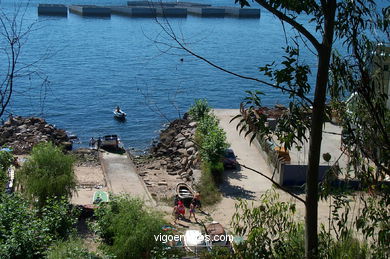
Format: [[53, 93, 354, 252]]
[[0, 115, 71, 155], [134, 117, 202, 200]]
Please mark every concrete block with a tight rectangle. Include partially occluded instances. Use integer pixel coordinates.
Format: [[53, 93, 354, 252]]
[[127, 1, 177, 7], [38, 4, 67, 16], [175, 1, 211, 7], [223, 7, 260, 18], [69, 5, 111, 17], [156, 7, 187, 17], [111, 6, 157, 17], [187, 7, 225, 17], [127, 1, 151, 6]]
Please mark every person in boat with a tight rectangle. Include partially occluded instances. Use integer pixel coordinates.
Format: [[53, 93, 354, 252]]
[[116, 106, 121, 113]]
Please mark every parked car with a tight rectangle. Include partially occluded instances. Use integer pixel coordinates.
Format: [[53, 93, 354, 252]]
[[223, 149, 239, 170]]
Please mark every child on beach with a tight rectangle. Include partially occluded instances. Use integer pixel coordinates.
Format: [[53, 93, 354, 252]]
[[173, 200, 186, 224], [193, 192, 202, 211], [189, 199, 197, 223], [173, 205, 180, 224]]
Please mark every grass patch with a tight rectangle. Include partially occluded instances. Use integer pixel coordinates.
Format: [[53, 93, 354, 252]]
[[46, 238, 107, 259], [196, 162, 222, 206]]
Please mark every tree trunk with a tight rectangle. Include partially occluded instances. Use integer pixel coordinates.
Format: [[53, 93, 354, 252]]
[[305, 1, 336, 258]]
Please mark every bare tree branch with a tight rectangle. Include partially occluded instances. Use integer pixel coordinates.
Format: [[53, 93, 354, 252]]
[[254, 0, 322, 52]]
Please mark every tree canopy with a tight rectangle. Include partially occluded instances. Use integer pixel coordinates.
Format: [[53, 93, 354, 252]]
[[16, 142, 76, 207]]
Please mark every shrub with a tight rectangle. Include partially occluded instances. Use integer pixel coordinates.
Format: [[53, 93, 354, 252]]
[[0, 193, 78, 258], [231, 189, 304, 258], [319, 232, 368, 259], [16, 142, 76, 207], [196, 162, 222, 206], [196, 113, 228, 165], [188, 99, 211, 121], [231, 189, 372, 259], [200, 128, 228, 165], [196, 114, 219, 138], [46, 238, 109, 259], [93, 196, 168, 259]]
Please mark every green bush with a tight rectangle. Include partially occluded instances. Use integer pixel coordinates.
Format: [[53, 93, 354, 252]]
[[190, 100, 227, 206], [46, 238, 109, 259], [188, 99, 211, 121], [196, 162, 222, 206], [231, 189, 305, 258], [231, 189, 373, 259], [196, 113, 228, 165], [319, 232, 368, 259], [200, 128, 228, 165], [17, 142, 76, 207], [196, 114, 219, 138], [200, 246, 232, 259], [0, 193, 78, 258], [93, 196, 168, 259]]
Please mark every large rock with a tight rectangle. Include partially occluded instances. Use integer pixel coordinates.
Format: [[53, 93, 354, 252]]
[[184, 141, 195, 148], [187, 147, 195, 155]]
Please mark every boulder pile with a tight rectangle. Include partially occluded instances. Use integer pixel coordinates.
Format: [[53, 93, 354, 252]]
[[0, 115, 71, 154], [150, 118, 200, 182]]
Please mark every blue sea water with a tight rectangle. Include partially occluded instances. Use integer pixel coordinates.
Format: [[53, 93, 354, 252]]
[[0, 0, 387, 150]]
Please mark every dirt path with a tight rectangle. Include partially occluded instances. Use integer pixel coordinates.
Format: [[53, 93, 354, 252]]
[[209, 109, 274, 229], [100, 152, 155, 206]]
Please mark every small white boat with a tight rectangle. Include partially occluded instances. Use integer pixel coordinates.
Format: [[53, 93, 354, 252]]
[[113, 108, 126, 119], [176, 182, 194, 200]]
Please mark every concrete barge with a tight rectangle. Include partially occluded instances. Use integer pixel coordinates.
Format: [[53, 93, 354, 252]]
[[39, 2, 260, 19], [69, 5, 111, 17], [223, 6, 260, 18], [111, 6, 156, 17], [155, 7, 187, 17], [112, 6, 187, 17], [38, 4, 67, 16], [127, 1, 176, 7], [187, 7, 225, 17]]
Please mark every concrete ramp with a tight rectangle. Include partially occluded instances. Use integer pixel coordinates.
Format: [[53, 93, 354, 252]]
[[100, 152, 155, 206]]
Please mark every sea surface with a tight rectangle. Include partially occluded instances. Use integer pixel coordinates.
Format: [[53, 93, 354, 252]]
[[0, 0, 386, 151]]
